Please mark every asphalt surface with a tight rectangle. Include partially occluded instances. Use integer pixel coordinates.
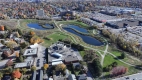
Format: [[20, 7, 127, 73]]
[[35, 45, 46, 70], [113, 72, 142, 80]]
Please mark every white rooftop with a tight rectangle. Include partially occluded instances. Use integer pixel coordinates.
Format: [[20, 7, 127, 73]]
[[23, 48, 37, 56], [30, 43, 38, 48], [14, 61, 33, 68], [52, 61, 63, 66]]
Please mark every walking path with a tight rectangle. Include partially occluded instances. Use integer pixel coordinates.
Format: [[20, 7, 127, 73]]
[[55, 21, 135, 67]]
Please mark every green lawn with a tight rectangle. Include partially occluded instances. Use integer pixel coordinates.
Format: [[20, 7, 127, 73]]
[[111, 50, 122, 57], [57, 20, 89, 28], [103, 54, 139, 75], [43, 32, 69, 47], [109, 49, 142, 65], [103, 54, 128, 68]]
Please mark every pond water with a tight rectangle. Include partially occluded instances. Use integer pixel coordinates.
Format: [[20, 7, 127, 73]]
[[27, 23, 54, 30], [63, 28, 103, 46], [64, 25, 88, 33]]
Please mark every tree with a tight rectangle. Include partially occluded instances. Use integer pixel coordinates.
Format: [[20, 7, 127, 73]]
[[92, 59, 102, 77], [120, 52, 126, 59], [112, 62, 118, 67], [16, 55, 24, 62], [0, 25, 5, 31], [19, 48, 24, 55], [21, 68, 27, 74], [12, 69, 22, 79], [30, 36, 43, 44], [15, 52, 19, 57], [0, 72, 3, 79], [17, 29, 22, 36], [1, 40, 4, 44], [20, 42, 28, 49], [55, 64, 66, 71], [31, 66, 36, 72], [43, 64, 49, 70], [30, 31, 35, 36], [111, 66, 128, 76]]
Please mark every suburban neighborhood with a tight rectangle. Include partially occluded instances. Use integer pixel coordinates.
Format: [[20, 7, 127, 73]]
[[0, 0, 142, 80]]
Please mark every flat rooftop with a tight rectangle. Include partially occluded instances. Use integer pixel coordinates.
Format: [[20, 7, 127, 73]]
[[114, 19, 139, 27], [48, 42, 82, 63], [14, 60, 33, 68], [23, 48, 37, 56]]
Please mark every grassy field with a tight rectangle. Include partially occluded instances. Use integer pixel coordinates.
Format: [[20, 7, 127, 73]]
[[108, 46, 142, 65], [103, 54, 129, 68], [57, 20, 89, 28], [103, 54, 139, 75], [42, 32, 70, 47]]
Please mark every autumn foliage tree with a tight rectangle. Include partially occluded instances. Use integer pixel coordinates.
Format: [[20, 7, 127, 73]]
[[55, 64, 66, 71], [43, 64, 49, 70], [12, 69, 22, 79], [30, 36, 43, 44], [30, 31, 35, 36], [15, 52, 19, 57], [21, 68, 28, 74], [0, 25, 5, 31], [110, 66, 128, 76], [5, 41, 17, 48]]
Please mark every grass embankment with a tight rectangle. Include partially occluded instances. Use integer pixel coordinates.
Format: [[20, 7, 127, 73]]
[[57, 20, 89, 28]]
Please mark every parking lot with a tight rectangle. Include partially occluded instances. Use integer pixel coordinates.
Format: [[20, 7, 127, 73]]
[[34, 44, 46, 70]]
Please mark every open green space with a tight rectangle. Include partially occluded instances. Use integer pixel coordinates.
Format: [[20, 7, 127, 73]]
[[57, 20, 89, 28], [108, 46, 142, 65], [103, 54, 128, 68], [43, 32, 70, 47], [103, 54, 139, 75]]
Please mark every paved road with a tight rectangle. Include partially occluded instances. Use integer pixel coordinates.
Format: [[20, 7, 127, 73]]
[[113, 72, 142, 80]]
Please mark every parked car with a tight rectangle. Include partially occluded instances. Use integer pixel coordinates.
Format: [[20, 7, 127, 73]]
[[36, 59, 40, 67]]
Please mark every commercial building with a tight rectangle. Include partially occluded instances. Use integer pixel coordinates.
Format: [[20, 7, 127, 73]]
[[14, 60, 33, 68], [48, 42, 82, 65], [105, 19, 142, 29], [80, 17, 95, 26], [23, 48, 38, 57]]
